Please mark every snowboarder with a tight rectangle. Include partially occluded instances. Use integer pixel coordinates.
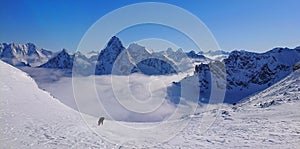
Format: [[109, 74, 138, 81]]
[[98, 117, 105, 126]]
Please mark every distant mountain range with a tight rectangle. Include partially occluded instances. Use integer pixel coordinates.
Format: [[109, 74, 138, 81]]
[[0, 36, 210, 75], [0, 43, 52, 67]]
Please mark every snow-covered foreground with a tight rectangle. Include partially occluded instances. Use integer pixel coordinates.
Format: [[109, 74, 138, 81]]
[[0, 61, 110, 148], [1, 60, 300, 148]]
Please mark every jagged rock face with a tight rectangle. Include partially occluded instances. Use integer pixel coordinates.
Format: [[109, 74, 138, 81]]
[[194, 63, 210, 93], [95, 36, 125, 75], [250, 64, 286, 85], [39, 49, 74, 69], [224, 48, 299, 88], [191, 47, 300, 104], [0, 43, 52, 67]]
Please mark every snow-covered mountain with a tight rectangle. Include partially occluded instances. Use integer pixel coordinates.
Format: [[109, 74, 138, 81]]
[[39, 49, 97, 76], [0, 43, 52, 67], [39, 49, 74, 69], [170, 47, 300, 104], [243, 68, 300, 108], [222, 47, 300, 103], [95, 36, 125, 75]]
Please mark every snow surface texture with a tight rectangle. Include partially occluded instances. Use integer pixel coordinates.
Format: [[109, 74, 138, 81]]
[[1, 59, 300, 148]]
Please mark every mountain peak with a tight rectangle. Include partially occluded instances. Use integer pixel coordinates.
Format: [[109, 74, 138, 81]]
[[186, 50, 206, 59], [62, 48, 68, 53], [25, 42, 37, 47], [127, 43, 149, 54], [107, 36, 123, 48], [176, 48, 183, 53], [95, 36, 125, 75], [39, 48, 73, 69], [166, 47, 173, 52]]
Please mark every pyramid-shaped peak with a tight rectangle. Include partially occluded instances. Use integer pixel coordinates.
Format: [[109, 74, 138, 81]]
[[107, 36, 122, 47], [56, 48, 70, 56], [61, 48, 68, 53]]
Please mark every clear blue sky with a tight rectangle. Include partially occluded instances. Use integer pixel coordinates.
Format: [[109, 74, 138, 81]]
[[0, 0, 299, 52]]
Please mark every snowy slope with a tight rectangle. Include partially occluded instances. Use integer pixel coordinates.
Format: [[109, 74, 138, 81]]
[[164, 69, 300, 148], [0, 60, 112, 148], [243, 69, 300, 107]]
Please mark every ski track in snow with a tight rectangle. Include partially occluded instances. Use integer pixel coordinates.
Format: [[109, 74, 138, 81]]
[[1, 60, 300, 148]]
